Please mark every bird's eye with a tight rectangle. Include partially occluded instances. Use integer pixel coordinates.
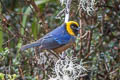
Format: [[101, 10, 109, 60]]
[[71, 26, 76, 29]]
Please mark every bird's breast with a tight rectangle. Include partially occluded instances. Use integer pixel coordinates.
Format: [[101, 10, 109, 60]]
[[52, 37, 76, 53], [53, 42, 75, 53]]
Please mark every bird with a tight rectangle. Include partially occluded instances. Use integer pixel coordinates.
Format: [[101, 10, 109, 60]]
[[20, 21, 80, 53]]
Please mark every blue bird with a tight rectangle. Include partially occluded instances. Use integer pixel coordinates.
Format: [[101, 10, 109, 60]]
[[20, 21, 79, 53]]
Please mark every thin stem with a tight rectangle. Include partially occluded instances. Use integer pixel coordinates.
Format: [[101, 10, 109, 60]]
[[65, 0, 72, 22], [79, 9, 83, 55]]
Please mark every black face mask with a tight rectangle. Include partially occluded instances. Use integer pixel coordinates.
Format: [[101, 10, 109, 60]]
[[70, 24, 80, 36]]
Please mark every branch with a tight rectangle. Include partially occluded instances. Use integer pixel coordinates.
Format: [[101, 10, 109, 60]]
[[65, 0, 72, 22]]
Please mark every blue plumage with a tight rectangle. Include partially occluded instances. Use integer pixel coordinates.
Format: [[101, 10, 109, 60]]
[[36, 24, 75, 49], [48, 24, 75, 44], [20, 21, 79, 52]]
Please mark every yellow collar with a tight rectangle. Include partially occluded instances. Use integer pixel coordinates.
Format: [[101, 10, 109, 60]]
[[66, 21, 79, 36]]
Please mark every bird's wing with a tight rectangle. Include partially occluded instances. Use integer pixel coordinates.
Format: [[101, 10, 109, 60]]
[[38, 35, 63, 49], [37, 31, 73, 50]]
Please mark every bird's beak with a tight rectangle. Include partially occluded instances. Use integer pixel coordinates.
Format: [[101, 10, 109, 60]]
[[77, 27, 80, 34], [77, 27, 80, 30]]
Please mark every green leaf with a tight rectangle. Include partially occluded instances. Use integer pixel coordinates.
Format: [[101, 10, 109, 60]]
[[0, 27, 3, 52], [0, 73, 5, 80], [35, 0, 50, 5], [31, 18, 38, 40], [21, 7, 31, 35], [16, 39, 22, 49]]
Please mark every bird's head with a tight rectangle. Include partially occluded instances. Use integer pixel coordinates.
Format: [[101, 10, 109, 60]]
[[66, 21, 80, 36]]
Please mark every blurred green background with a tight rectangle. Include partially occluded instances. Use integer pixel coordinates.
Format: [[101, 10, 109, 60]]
[[0, 0, 120, 80]]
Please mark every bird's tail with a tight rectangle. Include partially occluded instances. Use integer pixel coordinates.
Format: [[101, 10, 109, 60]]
[[20, 42, 41, 51]]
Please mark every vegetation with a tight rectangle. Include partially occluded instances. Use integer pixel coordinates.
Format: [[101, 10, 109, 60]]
[[0, 0, 120, 80]]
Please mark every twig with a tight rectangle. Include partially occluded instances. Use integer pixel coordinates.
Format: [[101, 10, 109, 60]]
[[65, 0, 72, 22], [110, 67, 120, 75], [85, 31, 92, 59], [79, 9, 83, 55], [28, 0, 41, 18], [56, 8, 65, 19], [47, 50, 60, 59], [18, 66, 24, 80], [79, 73, 88, 77], [0, 14, 29, 41], [0, 1, 31, 40], [2, 36, 16, 46], [81, 31, 89, 39], [28, 0, 49, 33]]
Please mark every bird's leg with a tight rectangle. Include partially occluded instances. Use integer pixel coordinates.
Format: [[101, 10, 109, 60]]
[[47, 50, 60, 59]]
